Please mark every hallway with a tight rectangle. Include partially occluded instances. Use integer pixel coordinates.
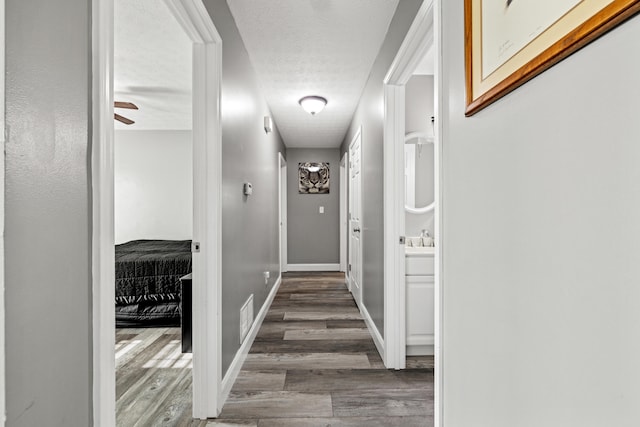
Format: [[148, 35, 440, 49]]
[[216, 271, 434, 426], [115, 272, 434, 426]]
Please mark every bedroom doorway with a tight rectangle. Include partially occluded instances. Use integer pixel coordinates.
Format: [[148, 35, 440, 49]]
[[113, 0, 195, 422], [92, 0, 223, 423]]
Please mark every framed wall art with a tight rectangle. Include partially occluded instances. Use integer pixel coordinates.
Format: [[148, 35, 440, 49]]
[[465, 0, 640, 116], [298, 162, 330, 194]]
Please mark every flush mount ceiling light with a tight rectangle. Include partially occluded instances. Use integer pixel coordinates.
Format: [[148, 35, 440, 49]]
[[299, 96, 327, 115]]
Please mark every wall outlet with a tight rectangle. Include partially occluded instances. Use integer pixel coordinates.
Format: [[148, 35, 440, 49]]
[[240, 294, 254, 344], [263, 271, 270, 286]]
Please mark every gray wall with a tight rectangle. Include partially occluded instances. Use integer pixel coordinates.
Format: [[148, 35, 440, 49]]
[[5, 0, 92, 425], [441, 3, 640, 426], [340, 0, 423, 336], [203, 0, 287, 376], [405, 74, 435, 237], [286, 148, 340, 265]]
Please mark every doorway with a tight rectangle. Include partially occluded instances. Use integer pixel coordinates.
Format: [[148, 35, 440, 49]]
[[113, 0, 194, 418], [348, 127, 363, 307], [92, 0, 223, 422], [382, 0, 441, 423]]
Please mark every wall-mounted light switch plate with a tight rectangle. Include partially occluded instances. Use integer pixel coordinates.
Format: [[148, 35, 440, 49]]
[[319, 206, 324, 214]]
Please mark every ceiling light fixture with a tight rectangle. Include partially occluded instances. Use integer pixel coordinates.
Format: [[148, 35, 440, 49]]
[[299, 96, 327, 115]]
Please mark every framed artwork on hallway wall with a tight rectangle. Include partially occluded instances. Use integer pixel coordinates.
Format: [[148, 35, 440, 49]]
[[465, 0, 640, 116], [299, 162, 330, 194]]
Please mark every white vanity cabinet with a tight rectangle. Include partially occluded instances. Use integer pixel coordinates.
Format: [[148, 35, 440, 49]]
[[405, 248, 435, 356]]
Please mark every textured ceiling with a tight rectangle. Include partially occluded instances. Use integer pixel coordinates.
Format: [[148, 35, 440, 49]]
[[228, 0, 399, 148], [114, 0, 192, 130]]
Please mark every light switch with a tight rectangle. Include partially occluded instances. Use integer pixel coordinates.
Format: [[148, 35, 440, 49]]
[[319, 206, 324, 214]]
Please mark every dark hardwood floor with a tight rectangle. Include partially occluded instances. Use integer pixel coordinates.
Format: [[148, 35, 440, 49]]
[[116, 272, 434, 426]]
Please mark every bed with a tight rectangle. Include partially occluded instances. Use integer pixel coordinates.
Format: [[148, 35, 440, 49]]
[[115, 239, 192, 327]]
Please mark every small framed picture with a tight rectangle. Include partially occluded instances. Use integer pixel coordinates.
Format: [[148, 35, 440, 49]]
[[298, 162, 330, 194]]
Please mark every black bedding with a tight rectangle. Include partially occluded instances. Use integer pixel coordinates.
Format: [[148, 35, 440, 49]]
[[115, 239, 192, 327]]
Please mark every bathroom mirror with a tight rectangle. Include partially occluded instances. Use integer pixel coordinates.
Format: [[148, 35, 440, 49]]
[[405, 131, 435, 214]]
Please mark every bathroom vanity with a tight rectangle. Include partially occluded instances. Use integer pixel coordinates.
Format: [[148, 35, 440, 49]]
[[405, 246, 435, 356]]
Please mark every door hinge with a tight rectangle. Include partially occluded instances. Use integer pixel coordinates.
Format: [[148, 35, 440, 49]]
[[192, 242, 201, 253], [348, 264, 352, 272], [399, 236, 405, 244]]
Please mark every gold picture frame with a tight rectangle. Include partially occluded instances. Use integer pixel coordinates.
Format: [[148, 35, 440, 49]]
[[465, 0, 640, 116]]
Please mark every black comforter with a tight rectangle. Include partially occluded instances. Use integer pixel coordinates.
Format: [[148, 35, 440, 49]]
[[115, 239, 192, 327]]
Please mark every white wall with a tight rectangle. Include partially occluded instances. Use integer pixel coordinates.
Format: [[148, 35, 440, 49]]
[[115, 130, 192, 244], [441, 3, 640, 426]]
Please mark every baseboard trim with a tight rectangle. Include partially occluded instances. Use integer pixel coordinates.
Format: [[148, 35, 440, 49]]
[[360, 302, 385, 362], [220, 275, 282, 404], [286, 263, 340, 272], [407, 345, 434, 356]]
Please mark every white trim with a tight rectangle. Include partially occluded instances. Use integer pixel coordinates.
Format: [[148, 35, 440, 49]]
[[339, 154, 348, 273], [92, 0, 223, 423], [286, 264, 340, 272], [163, 0, 223, 418], [221, 275, 282, 402], [383, 0, 442, 423], [91, 0, 116, 424], [406, 345, 434, 356], [383, 83, 406, 370], [382, 0, 436, 370], [384, 1, 435, 86], [0, 0, 6, 423], [278, 153, 288, 274], [360, 302, 384, 359], [433, 1, 444, 425]]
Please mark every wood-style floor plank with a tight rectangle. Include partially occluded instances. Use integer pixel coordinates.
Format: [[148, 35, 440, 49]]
[[283, 327, 371, 340], [242, 352, 371, 370], [220, 391, 333, 419], [331, 388, 434, 417], [257, 416, 432, 427]]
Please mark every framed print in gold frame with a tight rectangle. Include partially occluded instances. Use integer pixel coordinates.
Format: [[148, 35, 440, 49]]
[[465, 0, 640, 116]]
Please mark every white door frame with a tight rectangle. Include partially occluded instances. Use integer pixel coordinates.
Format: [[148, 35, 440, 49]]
[[0, 1, 6, 424], [348, 127, 363, 305], [91, 0, 223, 423], [383, 0, 440, 421], [339, 153, 348, 273], [278, 153, 288, 274]]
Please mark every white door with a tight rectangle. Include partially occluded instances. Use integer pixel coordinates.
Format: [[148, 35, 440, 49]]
[[349, 129, 363, 307]]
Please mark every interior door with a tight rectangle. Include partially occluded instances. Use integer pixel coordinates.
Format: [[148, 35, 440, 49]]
[[349, 130, 362, 307]]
